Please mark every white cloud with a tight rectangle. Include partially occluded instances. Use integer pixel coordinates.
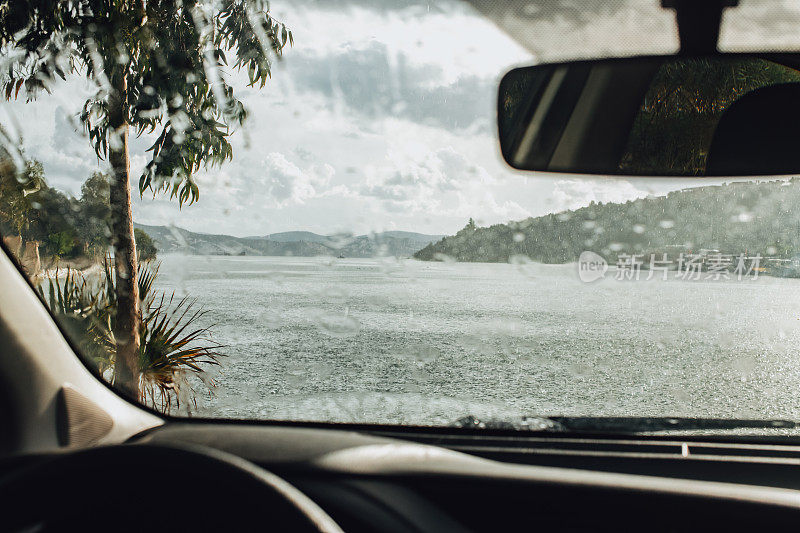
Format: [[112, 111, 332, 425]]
[[451, 186, 531, 222], [264, 152, 313, 205], [360, 146, 493, 212]]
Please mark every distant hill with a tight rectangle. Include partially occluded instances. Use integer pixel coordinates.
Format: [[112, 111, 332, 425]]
[[244, 231, 330, 243], [135, 223, 443, 258], [414, 179, 800, 264]]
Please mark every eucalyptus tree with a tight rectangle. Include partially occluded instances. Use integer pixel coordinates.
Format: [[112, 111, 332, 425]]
[[0, 158, 44, 238], [0, 0, 291, 399]]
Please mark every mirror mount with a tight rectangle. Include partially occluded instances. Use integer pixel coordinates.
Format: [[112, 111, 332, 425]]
[[662, 0, 739, 55]]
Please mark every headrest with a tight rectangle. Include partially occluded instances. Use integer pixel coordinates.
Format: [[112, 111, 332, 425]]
[[706, 82, 800, 176]]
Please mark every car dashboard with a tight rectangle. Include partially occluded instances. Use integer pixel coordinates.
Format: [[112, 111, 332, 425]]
[[120, 423, 800, 531]]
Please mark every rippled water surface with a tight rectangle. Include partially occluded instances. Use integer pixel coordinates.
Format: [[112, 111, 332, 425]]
[[155, 254, 800, 425]]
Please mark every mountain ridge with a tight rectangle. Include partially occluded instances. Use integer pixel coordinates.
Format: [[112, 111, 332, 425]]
[[135, 223, 443, 258], [414, 179, 800, 264]]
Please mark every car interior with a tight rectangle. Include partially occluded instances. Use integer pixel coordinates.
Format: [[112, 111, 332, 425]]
[[6, 0, 800, 531]]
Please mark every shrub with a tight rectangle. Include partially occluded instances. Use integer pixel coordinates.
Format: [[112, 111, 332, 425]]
[[135, 228, 157, 262], [46, 230, 79, 257], [40, 260, 223, 413]]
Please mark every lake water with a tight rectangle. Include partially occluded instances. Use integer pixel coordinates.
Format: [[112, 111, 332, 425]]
[[154, 254, 800, 426]]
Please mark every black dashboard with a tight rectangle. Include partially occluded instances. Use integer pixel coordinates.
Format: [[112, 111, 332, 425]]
[[128, 423, 800, 532]]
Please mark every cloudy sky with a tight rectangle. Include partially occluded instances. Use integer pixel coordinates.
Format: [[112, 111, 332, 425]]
[[0, 0, 793, 237]]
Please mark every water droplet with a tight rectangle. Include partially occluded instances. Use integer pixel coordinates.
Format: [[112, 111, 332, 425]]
[[265, 271, 286, 284], [327, 232, 354, 249], [513, 232, 525, 242], [379, 256, 405, 277], [315, 312, 360, 338], [659, 220, 675, 229], [319, 285, 348, 301], [732, 356, 755, 375], [365, 293, 390, 306], [316, 255, 337, 268], [257, 310, 282, 330], [458, 334, 492, 355], [397, 342, 441, 365], [285, 362, 306, 387], [672, 387, 689, 403], [632, 224, 645, 234], [410, 364, 428, 381], [413, 344, 440, 364], [569, 362, 591, 377], [509, 254, 536, 278], [433, 252, 456, 263]]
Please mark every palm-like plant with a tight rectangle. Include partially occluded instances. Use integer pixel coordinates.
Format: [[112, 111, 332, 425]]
[[40, 259, 223, 412], [139, 293, 223, 412], [40, 266, 115, 374]]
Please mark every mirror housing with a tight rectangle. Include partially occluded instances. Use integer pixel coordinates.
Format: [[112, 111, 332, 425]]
[[498, 54, 800, 177]]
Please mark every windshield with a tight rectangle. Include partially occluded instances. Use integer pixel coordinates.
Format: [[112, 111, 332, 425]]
[[2, 0, 800, 434]]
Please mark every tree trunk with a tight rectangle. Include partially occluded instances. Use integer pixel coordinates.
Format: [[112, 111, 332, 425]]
[[108, 74, 141, 401]]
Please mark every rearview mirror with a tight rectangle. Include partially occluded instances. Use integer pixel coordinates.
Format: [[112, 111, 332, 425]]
[[498, 54, 800, 177]]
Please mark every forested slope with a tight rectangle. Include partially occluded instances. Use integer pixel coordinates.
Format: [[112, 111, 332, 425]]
[[415, 179, 800, 263]]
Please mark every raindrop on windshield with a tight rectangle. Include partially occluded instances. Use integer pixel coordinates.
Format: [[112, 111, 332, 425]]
[[256, 309, 283, 330], [509, 254, 536, 278], [413, 344, 440, 364], [433, 252, 456, 263], [264, 271, 286, 285], [379, 256, 406, 277], [732, 356, 756, 376], [319, 285, 348, 301], [327, 232, 354, 249], [314, 311, 361, 338], [398, 342, 441, 364], [569, 362, 591, 377], [316, 255, 337, 268], [285, 362, 306, 387]]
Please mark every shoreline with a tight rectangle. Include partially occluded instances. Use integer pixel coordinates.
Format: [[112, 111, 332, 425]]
[[41, 262, 103, 279]]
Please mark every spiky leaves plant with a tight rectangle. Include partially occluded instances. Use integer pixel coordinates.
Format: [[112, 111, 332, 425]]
[[40, 261, 223, 412], [39, 267, 115, 375], [139, 293, 223, 413]]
